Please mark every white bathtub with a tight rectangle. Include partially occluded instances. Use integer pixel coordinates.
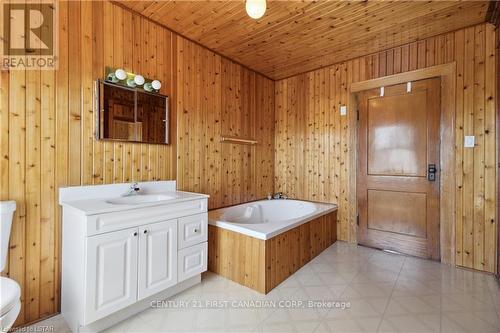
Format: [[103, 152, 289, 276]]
[[208, 199, 337, 240]]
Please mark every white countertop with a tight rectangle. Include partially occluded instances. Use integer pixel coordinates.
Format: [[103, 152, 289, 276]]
[[60, 190, 209, 216], [59, 181, 209, 216]]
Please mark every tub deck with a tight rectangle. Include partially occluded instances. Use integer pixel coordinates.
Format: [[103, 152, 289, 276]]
[[208, 210, 337, 293]]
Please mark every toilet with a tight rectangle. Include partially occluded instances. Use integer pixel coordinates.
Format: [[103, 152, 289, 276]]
[[0, 201, 21, 332]]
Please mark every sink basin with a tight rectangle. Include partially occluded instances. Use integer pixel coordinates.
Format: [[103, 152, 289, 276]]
[[106, 194, 175, 205]]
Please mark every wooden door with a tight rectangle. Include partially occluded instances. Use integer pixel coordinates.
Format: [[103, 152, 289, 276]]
[[357, 78, 441, 259], [85, 227, 138, 324]]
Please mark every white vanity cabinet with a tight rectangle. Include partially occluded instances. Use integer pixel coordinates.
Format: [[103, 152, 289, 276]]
[[59, 181, 209, 333]]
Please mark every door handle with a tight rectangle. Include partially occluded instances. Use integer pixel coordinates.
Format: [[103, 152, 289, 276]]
[[428, 164, 436, 181]]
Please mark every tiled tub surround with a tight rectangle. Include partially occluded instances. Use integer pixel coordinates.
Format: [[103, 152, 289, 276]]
[[208, 201, 338, 293], [28, 242, 500, 333]]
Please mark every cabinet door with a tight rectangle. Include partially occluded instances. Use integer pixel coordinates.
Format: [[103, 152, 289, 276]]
[[138, 220, 178, 300], [85, 228, 138, 325]]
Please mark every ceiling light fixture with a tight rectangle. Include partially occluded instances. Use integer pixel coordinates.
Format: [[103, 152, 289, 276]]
[[246, 0, 266, 19]]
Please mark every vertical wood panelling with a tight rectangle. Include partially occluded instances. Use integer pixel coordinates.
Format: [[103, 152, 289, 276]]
[[483, 24, 496, 273], [463, 27, 475, 268], [455, 29, 465, 266], [40, 66, 55, 318], [473, 25, 486, 270], [176, 39, 274, 210], [0, 0, 9, 277], [91, 0, 104, 185], [1, 1, 272, 326], [67, 1, 81, 186], [53, 0, 68, 313], [497, 27, 500, 277], [38, 7, 56, 317], [81, 0, 93, 186], [25, 31, 41, 322], [274, 23, 497, 273], [8, 71, 27, 327]]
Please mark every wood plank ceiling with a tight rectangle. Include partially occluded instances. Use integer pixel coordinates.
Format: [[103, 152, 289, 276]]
[[117, 1, 490, 80]]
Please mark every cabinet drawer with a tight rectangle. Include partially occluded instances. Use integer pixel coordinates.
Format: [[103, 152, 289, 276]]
[[178, 213, 208, 249], [178, 242, 207, 282], [87, 199, 207, 236]]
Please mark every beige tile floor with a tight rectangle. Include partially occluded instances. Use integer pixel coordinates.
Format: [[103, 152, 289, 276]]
[[25, 242, 500, 333]]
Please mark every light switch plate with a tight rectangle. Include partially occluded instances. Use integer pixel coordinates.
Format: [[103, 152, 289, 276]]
[[340, 105, 347, 116], [464, 136, 475, 148]]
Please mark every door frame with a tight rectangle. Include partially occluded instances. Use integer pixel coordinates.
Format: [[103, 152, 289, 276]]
[[348, 63, 456, 264]]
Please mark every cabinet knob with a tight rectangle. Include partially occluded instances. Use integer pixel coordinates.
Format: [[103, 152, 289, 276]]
[[194, 228, 198, 233], [133, 232, 138, 237], [143, 230, 148, 234]]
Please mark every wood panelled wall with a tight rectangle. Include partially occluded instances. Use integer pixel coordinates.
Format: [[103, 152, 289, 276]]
[[176, 41, 275, 209], [0, 1, 273, 326], [275, 23, 497, 273], [496, 25, 500, 277]]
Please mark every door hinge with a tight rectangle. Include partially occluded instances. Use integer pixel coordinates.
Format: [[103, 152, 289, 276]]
[[357, 214, 359, 225], [357, 109, 359, 121]]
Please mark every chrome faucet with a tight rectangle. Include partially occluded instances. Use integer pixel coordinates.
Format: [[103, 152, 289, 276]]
[[122, 182, 140, 197], [272, 192, 288, 200]]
